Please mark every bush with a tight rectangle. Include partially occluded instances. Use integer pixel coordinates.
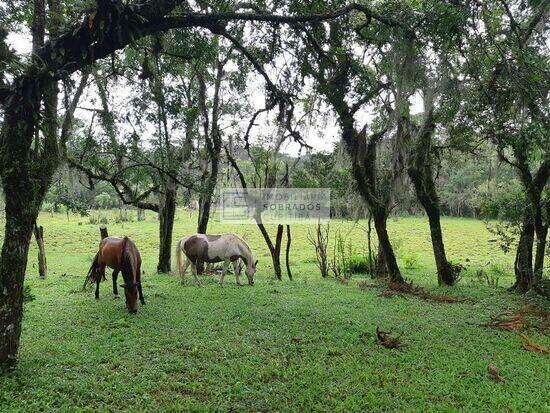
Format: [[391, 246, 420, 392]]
[[89, 213, 109, 225], [115, 208, 134, 223], [402, 253, 419, 270], [349, 255, 373, 274]]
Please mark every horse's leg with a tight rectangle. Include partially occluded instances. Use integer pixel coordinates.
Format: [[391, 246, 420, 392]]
[[180, 258, 190, 285], [191, 261, 202, 287], [112, 270, 120, 297], [232, 260, 241, 286], [95, 279, 100, 300], [220, 259, 230, 287]]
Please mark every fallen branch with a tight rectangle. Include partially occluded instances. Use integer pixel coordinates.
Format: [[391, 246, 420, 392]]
[[519, 334, 550, 354], [481, 306, 550, 332], [376, 326, 405, 349], [385, 280, 473, 303], [487, 362, 505, 382]]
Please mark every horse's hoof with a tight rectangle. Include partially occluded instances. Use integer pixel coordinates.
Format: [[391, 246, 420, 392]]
[[113, 294, 120, 299], [95, 297, 99, 300]]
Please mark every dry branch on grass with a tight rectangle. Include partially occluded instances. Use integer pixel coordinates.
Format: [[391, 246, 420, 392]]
[[381, 280, 472, 303], [519, 334, 550, 354], [378, 290, 407, 299], [481, 306, 550, 333], [487, 363, 505, 382], [376, 326, 405, 349]]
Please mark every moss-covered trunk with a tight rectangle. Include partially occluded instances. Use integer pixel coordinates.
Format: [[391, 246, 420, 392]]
[[157, 184, 176, 274]]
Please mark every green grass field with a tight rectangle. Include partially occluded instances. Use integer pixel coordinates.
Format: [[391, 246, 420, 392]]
[[0, 211, 548, 412]]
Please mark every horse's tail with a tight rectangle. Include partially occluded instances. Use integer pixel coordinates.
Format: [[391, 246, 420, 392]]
[[176, 238, 185, 279], [83, 253, 102, 289]]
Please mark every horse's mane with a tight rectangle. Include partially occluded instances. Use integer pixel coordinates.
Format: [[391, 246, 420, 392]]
[[119, 236, 135, 285], [231, 234, 252, 256]]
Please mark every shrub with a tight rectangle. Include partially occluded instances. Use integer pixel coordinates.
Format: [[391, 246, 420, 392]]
[[115, 208, 134, 223], [349, 255, 373, 274], [89, 213, 109, 225], [402, 253, 419, 270]]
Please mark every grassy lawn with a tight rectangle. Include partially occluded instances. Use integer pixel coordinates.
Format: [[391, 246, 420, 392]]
[[0, 211, 548, 411]]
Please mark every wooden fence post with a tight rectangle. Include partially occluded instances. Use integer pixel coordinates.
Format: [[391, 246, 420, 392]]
[[33, 223, 47, 279], [100, 225, 109, 240]]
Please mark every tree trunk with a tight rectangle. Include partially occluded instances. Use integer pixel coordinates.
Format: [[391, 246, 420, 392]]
[[0, 211, 36, 370], [286, 225, 292, 280], [33, 224, 47, 279], [513, 219, 535, 292], [374, 243, 387, 278], [257, 223, 284, 280], [426, 210, 455, 286], [0, 75, 49, 370], [195, 194, 210, 274], [157, 185, 176, 273], [408, 164, 455, 285], [533, 225, 547, 282], [197, 192, 213, 234], [373, 210, 403, 283]]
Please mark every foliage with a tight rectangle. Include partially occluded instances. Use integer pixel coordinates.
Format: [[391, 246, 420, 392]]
[[94, 192, 112, 210], [44, 179, 89, 216], [402, 253, 419, 270]]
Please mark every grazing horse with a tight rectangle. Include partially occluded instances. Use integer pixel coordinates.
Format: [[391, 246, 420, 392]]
[[175, 234, 257, 286], [84, 236, 145, 313]]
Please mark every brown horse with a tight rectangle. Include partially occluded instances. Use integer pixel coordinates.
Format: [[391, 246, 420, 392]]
[[84, 236, 145, 313]]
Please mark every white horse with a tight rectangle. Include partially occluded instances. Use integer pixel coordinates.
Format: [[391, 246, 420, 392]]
[[175, 234, 257, 286]]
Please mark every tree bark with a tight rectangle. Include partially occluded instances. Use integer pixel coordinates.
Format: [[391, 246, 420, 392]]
[[0, 97, 48, 369], [257, 223, 284, 280], [374, 242, 388, 278], [0, 210, 36, 370], [534, 225, 547, 281], [33, 224, 47, 279], [157, 184, 176, 273], [513, 219, 535, 292], [408, 154, 455, 286], [373, 210, 404, 283], [510, 155, 548, 290], [286, 225, 293, 280]]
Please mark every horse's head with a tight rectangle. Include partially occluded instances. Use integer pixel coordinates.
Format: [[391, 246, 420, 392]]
[[120, 282, 139, 313], [245, 260, 258, 285]]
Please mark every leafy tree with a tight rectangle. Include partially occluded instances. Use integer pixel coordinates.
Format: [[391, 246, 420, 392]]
[[454, 0, 549, 291]]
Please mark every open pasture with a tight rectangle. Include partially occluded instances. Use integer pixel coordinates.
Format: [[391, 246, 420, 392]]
[[0, 211, 548, 412]]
